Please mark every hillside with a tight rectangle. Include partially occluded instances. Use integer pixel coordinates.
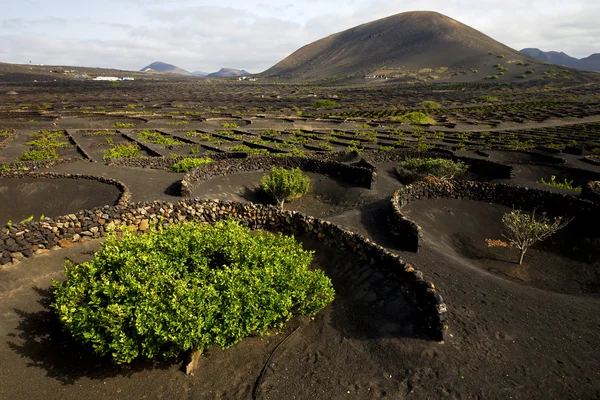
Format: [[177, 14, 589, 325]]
[[140, 61, 192, 76], [262, 11, 539, 80], [207, 68, 251, 78], [520, 49, 600, 72]]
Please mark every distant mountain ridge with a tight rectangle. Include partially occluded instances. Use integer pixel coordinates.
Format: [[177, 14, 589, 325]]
[[139, 63, 251, 78], [520, 49, 600, 72], [207, 68, 251, 77]]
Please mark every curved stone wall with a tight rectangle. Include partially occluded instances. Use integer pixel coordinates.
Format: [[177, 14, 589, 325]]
[[180, 155, 376, 196], [0, 198, 447, 341], [0, 170, 131, 206], [390, 179, 600, 252]]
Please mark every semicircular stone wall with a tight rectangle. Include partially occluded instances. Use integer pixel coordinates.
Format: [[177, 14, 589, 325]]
[[0, 198, 447, 341], [390, 179, 600, 252]]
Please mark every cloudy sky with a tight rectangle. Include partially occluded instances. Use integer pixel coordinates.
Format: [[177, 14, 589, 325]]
[[1, 0, 598, 73]]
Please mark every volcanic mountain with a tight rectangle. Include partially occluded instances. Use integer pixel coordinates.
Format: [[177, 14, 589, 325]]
[[262, 11, 537, 79], [140, 61, 192, 76], [207, 68, 251, 78]]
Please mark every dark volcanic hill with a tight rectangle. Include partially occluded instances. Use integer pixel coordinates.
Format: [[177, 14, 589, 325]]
[[140, 61, 192, 76], [262, 11, 534, 79], [207, 68, 251, 78]]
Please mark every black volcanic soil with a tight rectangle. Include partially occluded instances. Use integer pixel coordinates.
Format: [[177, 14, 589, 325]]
[[402, 198, 600, 295], [1, 63, 600, 399], [0, 177, 122, 225]]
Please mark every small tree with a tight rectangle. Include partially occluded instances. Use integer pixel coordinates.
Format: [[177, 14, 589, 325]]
[[260, 167, 310, 209], [502, 209, 570, 265]]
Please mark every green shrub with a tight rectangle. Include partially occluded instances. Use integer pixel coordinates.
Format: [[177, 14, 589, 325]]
[[497, 54, 505, 59], [113, 122, 136, 129], [397, 157, 468, 182], [228, 144, 269, 154], [312, 99, 341, 109], [20, 147, 58, 161], [485, 75, 499, 80], [418, 100, 441, 109], [138, 130, 185, 146], [103, 143, 142, 160], [260, 167, 311, 209], [165, 121, 189, 126], [171, 157, 213, 173], [221, 122, 240, 129], [0, 129, 12, 137], [538, 175, 581, 192], [391, 112, 436, 125], [25, 136, 70, 148], [51, 220, 334, 364]]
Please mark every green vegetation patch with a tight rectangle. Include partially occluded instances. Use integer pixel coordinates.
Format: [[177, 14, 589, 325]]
[[138, 130, 185, 146], [418, 100, 441, 109], [171, 157, 213, 173], [113, 122, 136, 129], [103, 143, 142, 160], [312, 99, 341, 109], [391, 112, 436, 125], [228, 144, 269, 154], [20, 147, 59, 161], [538, 175, 581, 192], [397, 157, 468, 180], [51, 220, 334, 363]]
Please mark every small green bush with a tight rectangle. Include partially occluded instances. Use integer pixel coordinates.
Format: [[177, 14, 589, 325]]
[[397, 157, 468, 182], [485, 75, 499, 80], [260, 167, 310, 209], [171, 157, 213, 173], [113, 122, 136, 129], [221, 122, 240, 129], [391, 112, 436, 125], [20, 148, 58, 161], [51, 220, 334, 363], [228, 144, 269, 154], [418, 100, 441, 109], [312, 99, 341, 109], [0, 129, 12, 137], [538, 175, 581, 192], [103, 143, 142, 160], [138, 130, 185, 146]]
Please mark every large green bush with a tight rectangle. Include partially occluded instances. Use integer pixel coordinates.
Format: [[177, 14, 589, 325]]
[[396, 157, 468, 183], [52, 220, 334, 364], [260, 167, 311, 209]]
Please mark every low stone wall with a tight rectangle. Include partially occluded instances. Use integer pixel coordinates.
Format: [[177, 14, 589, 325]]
[[0, 198, 447, 341], [390, 179, 600, 252], [0, 158, 81, 170], [0, 131, 17, 151], [0, 170, 131, 207], [107, 153, 246, 171], [64, 130, 94, 161], [582, 181, 600, 203], [180, 155, 376, 196]]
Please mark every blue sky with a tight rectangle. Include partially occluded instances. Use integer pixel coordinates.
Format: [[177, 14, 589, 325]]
[[1, 0, 598, 72]]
